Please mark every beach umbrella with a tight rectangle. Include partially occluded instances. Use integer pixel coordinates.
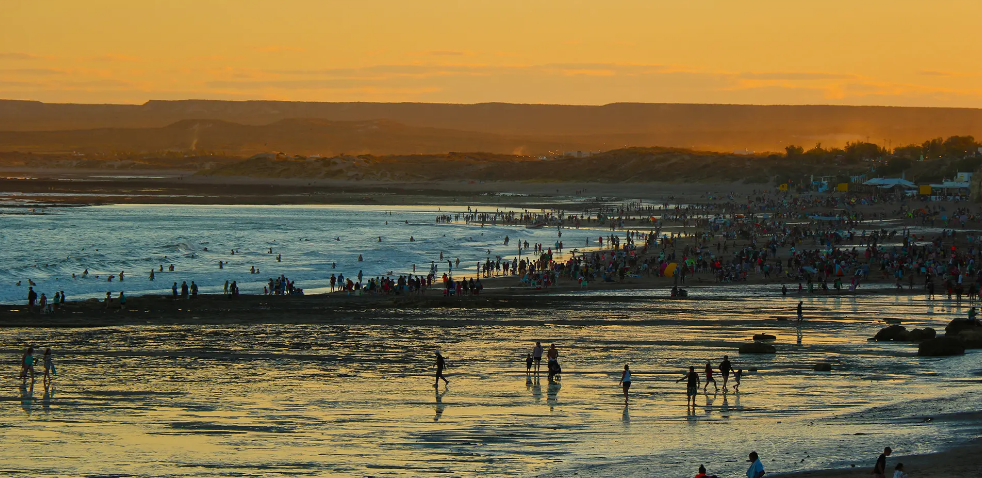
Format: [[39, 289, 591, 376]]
[[664, 263, 678, 277]]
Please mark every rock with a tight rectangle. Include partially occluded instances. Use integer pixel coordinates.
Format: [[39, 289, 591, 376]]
[[739, 342, 776, 354], [917, 337, 966, 356], [753, 333, 777, 341], [907, 328, 937, 341], [873, 325, 909, 342], [945, 319, 982, 336], [955, 330, 982, 349], [814, 363, 832, 371]]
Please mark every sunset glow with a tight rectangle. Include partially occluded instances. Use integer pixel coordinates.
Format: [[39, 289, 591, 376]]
[[3, 0, 981, 106]]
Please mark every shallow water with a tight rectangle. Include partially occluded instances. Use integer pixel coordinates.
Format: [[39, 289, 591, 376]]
[[3, 292, 980, 477], [0, 204, 608, 304]]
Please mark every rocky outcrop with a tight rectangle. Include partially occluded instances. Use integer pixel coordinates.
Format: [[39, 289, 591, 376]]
[[739, 342, 776, 354], [945, 318, 981, 336], [918, 337, 966, 356], [873, 325, 910, 341], [753, 333, 777, 341], [813, 363, 832, 371]]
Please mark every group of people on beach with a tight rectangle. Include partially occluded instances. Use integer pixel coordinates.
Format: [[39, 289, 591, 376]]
[[18, 346, 54, 383]]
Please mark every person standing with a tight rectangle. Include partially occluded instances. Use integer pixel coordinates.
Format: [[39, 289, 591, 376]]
[[532, 341, 544, 374], [525, 354, 533, 375], [797, 300, 803, 322], [619, 364, 632, 401], [434, 350, 449, 387], [27, 286, 37, 313], [746, 451, 765, 478], [872, 447, 892, 478], [676, 366, 700, 408], [42, 348, 55, 381], [720, 355, 733, 391]]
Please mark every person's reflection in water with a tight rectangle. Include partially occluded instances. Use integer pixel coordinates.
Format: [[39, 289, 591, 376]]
[[20, 380, 34, 416], [546, 380, 561, 411], [531, 376, 542, 402], [720, 393, 730, 417], [704, 391, 716, 417], [42, 381, 53, 412], [621, 403, 630, 426], [434, 388, 447, 422], [796, 323, 804, 345]]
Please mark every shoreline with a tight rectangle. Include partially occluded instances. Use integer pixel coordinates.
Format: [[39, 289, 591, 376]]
[[769, 437, 982, 478]]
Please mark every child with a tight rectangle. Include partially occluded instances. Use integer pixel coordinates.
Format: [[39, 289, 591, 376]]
[[892, 463, 907, 478], [525, 354, 533, 374], [20, 347, 35, 380], [734, 369, 742, 392], [43, 348, 55, 381]]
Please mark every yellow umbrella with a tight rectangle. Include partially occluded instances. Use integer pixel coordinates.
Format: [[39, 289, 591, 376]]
[[664, 262, 678, 277]]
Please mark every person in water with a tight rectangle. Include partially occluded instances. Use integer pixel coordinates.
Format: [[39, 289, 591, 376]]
[[620, 364, 632, 401], [720, 355, 733, 391]]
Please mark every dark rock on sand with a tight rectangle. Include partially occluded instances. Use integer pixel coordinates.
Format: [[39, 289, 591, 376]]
[[954, 330, 982, 349], [873, 324, 909, 342], [945, 318, 982, 336], [753, 333, 777, 341], [907, 327, 936, 341], [917, 337, 966, 356], [813, 363, 832, 371], [739, 342, 776, 354]]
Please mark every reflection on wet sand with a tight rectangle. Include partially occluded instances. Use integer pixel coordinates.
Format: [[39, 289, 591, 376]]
[[1, 292, 980, 477]]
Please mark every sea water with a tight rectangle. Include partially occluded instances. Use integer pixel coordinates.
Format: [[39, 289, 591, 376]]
[[0, 204, 604, 304], [1, 293, 980, 477]]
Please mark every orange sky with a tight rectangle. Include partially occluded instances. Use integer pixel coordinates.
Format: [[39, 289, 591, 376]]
[[3, 0, 981, 106]]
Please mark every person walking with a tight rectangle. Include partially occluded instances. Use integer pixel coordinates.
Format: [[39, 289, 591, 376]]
[[20, 347, 35, 381], [797, 300, 804, 322], [872, 447, 892, 478], [42, 348, 55, 381], [746, 451, 765, 478], [704, 361, 718, 392], [434, 350, 449, 387], [720, 355, 733, 391], [676, 366, 700, 408], [619, 364, 632, 401]]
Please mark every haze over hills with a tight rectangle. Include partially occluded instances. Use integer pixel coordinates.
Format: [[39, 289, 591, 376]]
[[2, 100, 982, 154], [0, 118, 598, 157]]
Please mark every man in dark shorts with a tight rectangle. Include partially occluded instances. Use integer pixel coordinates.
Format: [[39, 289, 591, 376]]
[[434, 350, 449, 387], [676, 366, 700, 408], [872, 446, 892, 478], [720, 355, 733, 391], [532, 342, 544, 374]]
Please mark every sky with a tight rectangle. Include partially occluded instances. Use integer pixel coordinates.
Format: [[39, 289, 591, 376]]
[[2, 0, 981, 106]]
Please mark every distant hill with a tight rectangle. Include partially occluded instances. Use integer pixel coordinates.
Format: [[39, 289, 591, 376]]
[[0, 118, 598, 156], [2, 100, 982, 153]]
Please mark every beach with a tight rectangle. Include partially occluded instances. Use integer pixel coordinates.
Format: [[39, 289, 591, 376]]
[[2, 172, 981, 477]]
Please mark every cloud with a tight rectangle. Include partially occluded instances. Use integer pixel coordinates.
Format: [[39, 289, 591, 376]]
[[917, 69, 982, 78], [738, 72, 860, 81], [88, 54, 140, 62], [0, 68, 67, 76], [423, 50, 470, 56], [0, 52, 46, 61], [254, 45, 305, 53]]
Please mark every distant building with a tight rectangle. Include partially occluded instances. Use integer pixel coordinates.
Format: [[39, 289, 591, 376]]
[[733, 149, 755, 155]]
